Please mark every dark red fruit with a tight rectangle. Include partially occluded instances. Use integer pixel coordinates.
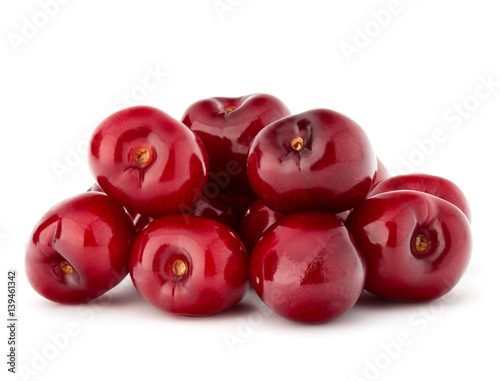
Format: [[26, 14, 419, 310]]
[[182, 93, 290, 196], [89, 106, 209, 218], [250, 210, 365, 324], [247, 109, 377, 214], [130, 215, 249, 316], [345, 190, 472, 302], [25, 192, 135, 304]]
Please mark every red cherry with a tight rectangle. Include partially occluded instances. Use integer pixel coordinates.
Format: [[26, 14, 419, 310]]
[[250, 210, 366, 324], [247, 109, 377, 214], [345, 190, 472, 302], [89, 106, 209, 218], [182, 93, 290, 196], [369, 173, 471, 221], [25, 192, 135, 304], [130, 215, 249, 316]]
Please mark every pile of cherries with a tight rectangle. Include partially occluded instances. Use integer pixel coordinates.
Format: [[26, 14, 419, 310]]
[[25, 94, 472, 324]]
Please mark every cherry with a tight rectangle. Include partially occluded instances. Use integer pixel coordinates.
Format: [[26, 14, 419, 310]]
[[250, 210, 365, 323], [89, 106, 209, 218], [25, 192, 135, 304], [345, 190, 472, 301], [182, 93, 290, 196], [130, 215, 249, 316], [247, 109, 377, 214]]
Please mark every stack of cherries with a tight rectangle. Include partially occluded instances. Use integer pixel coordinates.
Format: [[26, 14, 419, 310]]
[[25, 93, 472, 324]]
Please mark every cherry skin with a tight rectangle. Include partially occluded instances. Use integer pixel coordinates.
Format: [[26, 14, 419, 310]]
[[133, 192, 237, 234], [25, 192, 136, 304], [87, 182, 138, 220], [247, 109, 377, 215], [250, 210, 366, 324], [345, 190, 472, 302], [237, 198, 284, 254], [89, 106, 209, 218], [130, 215, 249, 316], [369, 173, 471, 221], [181, 93, 290, 196]]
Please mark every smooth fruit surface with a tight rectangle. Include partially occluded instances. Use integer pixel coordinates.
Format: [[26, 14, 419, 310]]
[[247, 109, 377, 214], [25, 192, 136, 304], [250, 210, 365, 324], [130, 215, 249, 316], [87, 182, 138, 219], [369, 173, 471, 221], [89, 106, 209, 218], [182, 93, 290, 196], [345, 190, 472, 301]]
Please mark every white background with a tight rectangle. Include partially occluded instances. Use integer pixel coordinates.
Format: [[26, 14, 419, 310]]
[[1, 1, 499, 380]]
